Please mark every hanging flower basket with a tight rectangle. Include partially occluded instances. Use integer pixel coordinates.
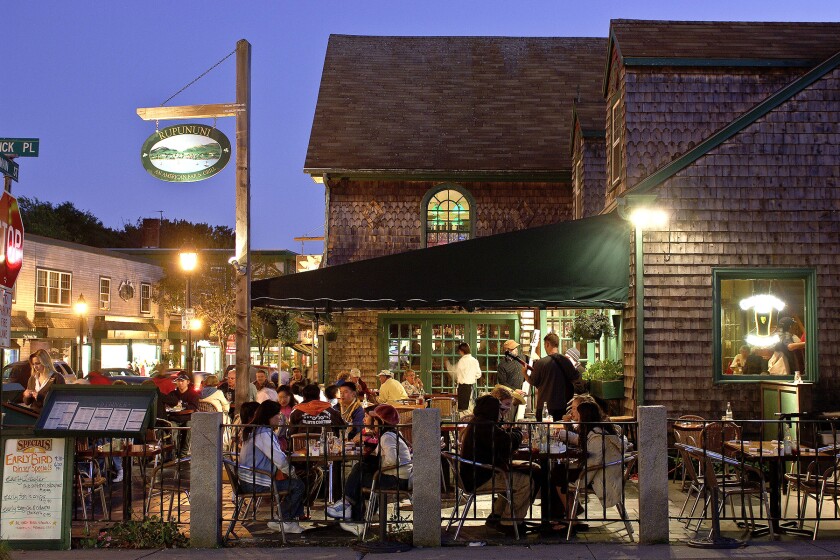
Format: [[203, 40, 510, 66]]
[[569, 312, 615, 342]]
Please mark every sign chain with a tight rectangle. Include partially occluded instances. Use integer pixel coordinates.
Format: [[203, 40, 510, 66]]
[[160, 49, 236, 106]]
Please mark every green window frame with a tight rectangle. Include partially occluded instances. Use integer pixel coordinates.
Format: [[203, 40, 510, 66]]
[[379, 313, 518, 394], [422, 185, 475, 248], [712, 268, 818, 384]]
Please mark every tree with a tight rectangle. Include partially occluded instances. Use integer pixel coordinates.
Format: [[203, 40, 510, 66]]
[[19, 196, 124, 247], [153, 264, 236, 346], [252, 308, 300, 366], [121, 218, 234, 249]]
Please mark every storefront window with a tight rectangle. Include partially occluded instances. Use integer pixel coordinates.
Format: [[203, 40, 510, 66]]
[[713, 268, 817, 383]]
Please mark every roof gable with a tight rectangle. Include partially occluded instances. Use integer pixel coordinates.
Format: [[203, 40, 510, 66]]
[[611, 20, 840, 65], [305, 35, 606, 175]]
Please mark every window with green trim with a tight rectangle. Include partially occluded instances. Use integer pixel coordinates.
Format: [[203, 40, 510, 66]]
[[713, 268, 817, 383], [380, 314, 517, 394], [424, 187, 472, 247]]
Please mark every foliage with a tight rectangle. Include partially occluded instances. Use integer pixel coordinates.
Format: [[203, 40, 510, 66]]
[[95, 517, 188, 548], [0, 540, 9, 560], [153, 264, 235, 345], [569, 312, 615, 342], [276, 311, 300, 344], [18, 196, 234, 249], [19, 196, 124, 247], [121, 217, 234, 249], [251, 308, 299, 364], [583, 359, 624, 381]]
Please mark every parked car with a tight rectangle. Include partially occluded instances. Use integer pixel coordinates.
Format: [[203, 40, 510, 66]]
[[1, 360, 77, 386], [93, 368, 148, 385]]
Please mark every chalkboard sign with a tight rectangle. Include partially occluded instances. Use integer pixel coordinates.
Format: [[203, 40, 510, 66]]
[[0, 433, 73, 549], [36, 385, 157, 438]]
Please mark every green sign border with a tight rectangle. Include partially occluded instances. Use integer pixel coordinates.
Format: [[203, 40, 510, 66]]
[[140, 124, 231, 183]]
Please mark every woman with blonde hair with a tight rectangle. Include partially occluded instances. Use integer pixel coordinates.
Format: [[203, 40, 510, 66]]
[[22, 349, 66, 411]]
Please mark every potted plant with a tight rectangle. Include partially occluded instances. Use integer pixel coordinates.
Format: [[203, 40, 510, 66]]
[[584, 359, 624, 400], [569, 312, 615, 342], [323, 324, 338, 342]]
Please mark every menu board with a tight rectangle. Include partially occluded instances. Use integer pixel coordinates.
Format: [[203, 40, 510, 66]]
[[1, 438, 66, 541], [36, 386, 157, 437]]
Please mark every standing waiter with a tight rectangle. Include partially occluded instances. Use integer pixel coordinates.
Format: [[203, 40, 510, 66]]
[[527, 332, 585, 421], [446, 342, 482, 412]]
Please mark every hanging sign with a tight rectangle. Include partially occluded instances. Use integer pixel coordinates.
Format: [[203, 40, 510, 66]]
[[140, 124, 231, 182]]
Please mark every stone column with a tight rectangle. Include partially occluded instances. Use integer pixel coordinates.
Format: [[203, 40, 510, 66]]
[[190, 412, 223, 547], [637, 405, 669, 544], [412, 408, 441, 547]]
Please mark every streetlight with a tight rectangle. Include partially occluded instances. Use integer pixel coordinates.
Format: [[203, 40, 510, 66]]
[[618, 195, 668, 407], [189, 318, 203, 373], [74, 294, 88, 375], [179, 250, 198, 377]]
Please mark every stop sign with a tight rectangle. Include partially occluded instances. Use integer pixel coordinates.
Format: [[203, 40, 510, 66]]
[[0, 191, 24, 289]]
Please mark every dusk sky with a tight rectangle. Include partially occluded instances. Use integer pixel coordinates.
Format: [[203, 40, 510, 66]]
[[5, 1, 839, 251]]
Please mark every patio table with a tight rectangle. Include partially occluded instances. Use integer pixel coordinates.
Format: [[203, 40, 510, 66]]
[[290, 447, 362, 503], [77, 442, 174, 519], [724, 439, 834, 537], [512, 445, 582, 531]]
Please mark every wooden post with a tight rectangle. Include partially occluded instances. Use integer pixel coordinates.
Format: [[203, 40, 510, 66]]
[[234, 39, 252, 414]]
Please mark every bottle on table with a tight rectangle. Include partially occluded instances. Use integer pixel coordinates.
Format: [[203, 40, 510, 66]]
[[725, 402, 733, 421], [542, 402, 553, 423], [783, 423, 793, 455]]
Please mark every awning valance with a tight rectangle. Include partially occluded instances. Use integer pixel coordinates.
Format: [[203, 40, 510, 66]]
[[252, 212, 630, 312]]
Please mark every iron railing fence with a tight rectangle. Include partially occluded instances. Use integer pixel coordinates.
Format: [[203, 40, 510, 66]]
[[221, 420, 413, 543], [441, 418, 638, 541], [670, 417, 840, 540]]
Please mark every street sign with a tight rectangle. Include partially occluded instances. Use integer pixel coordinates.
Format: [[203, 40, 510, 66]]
[[181, 307, 195, 330], [141, 124, 231, 182], [0, 154, 19, 182], [0, 138, 39, 157], [0, 192, 24, 288], [0, 288, 12, 348]]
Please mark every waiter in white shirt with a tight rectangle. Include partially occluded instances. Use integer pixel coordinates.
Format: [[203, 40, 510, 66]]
[[445, 342, 483, 411]]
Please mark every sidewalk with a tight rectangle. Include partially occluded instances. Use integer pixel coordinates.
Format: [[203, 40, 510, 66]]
[[12, 541, 840, 560]]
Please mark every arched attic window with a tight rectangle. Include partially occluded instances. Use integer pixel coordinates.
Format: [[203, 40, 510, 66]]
[[422, 185, 475, 248]]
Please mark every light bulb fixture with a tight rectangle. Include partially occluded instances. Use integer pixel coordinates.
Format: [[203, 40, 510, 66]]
[[746, 333, 780, 348], [628, 207, 669, 230], [228, 256, 247, 275], [74, 294, 88, 316], [739, 294, 785, 314], [179, 250, 198, 272], [189, 318, 203, 331]]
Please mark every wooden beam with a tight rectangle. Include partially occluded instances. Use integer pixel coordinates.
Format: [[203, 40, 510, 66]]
[[234, 40, 252, 416], [136, 103, 244, 121], [293, 236, 325, 242]]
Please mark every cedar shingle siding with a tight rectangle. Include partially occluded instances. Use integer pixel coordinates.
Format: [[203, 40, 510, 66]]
[[326, 180, 571, 265], [304, 23, 840, 413], [633, 66, 840, 418]]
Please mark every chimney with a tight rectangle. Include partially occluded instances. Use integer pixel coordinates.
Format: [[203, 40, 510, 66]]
[[141, 218, 161, 248]]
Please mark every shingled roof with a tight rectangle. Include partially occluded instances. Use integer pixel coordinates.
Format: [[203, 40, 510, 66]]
[[610, 20, 840, 64], [305, 35, 606, 175]]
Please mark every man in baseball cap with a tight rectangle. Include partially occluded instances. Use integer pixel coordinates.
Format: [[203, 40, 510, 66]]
[[377, 370, 408, 404], [496, 339, 527, 420]]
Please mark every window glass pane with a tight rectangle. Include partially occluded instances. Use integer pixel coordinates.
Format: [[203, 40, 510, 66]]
[[719, 277, 807, 378], [426, 188, 471, 247]]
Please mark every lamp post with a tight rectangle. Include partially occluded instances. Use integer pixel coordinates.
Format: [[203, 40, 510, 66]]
[[620, 196, 668, 407], [189, 318, 202, 373], [179, 250, 198, 377], [74, 294, 88, 375]]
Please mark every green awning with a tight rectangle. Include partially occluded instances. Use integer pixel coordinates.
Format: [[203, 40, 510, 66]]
[[252, 212, 630, 312]]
